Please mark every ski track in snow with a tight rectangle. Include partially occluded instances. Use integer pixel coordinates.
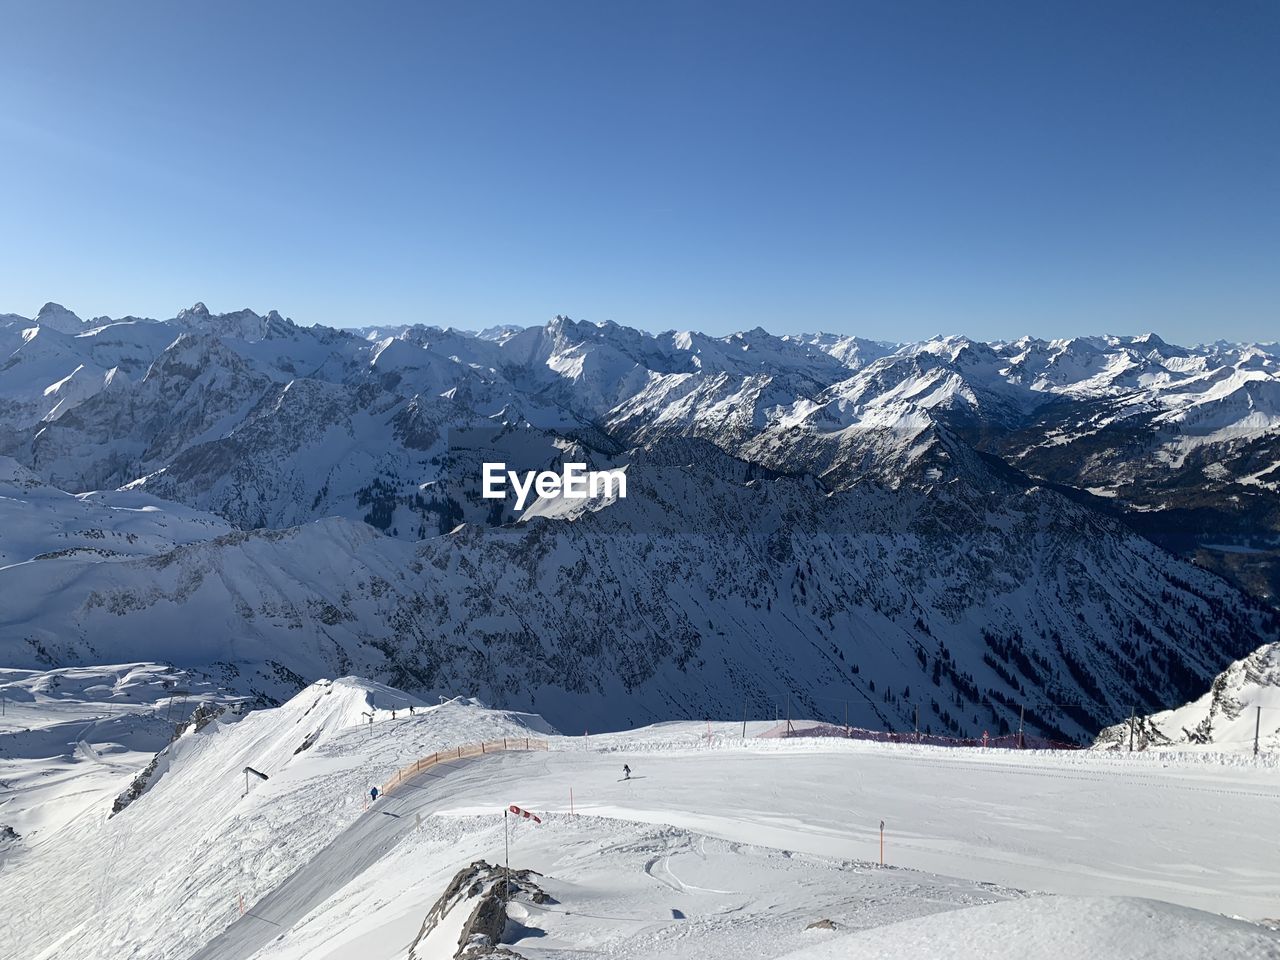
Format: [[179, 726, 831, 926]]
[[2, 680, 1279, 960]]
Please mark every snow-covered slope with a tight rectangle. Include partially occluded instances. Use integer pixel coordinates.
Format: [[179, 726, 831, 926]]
[[778, 897, 1280, 960], [0, 676, 550, 960], [0, 456, 232, 567], [1, 439, 1273, 743], [1095, 641, 1280, 753], [3, 677, 1277, 960], [0, 663, 247, 843]]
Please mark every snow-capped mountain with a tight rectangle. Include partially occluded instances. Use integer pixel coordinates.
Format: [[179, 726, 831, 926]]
[[1, 302, 1278, 739]]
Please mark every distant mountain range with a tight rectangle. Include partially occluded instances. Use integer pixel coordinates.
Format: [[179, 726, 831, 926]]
[[1, 302, 1277, 738]]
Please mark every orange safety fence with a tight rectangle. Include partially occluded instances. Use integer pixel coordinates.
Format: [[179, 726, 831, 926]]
[[379, 736, 549, 797]]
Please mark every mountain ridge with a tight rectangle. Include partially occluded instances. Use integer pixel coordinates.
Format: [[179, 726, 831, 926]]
[[2, 301, 1278, 738]]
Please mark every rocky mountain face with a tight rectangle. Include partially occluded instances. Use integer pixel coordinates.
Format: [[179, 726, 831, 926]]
[[1094, 642, 1280, 752], [956, 336, 1280, 600], [1, 303, 1277, 737]]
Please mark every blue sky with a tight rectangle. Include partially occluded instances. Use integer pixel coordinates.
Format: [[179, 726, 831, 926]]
[[1, 1, 1276, 342]]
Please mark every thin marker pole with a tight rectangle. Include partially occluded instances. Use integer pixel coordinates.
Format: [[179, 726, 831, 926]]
[[879, 820, 885, 866], [504, 809, 510, 902], [1255, 706, 1262, 757]]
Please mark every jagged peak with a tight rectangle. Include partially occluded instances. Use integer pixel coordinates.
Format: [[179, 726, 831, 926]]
[[177, 301, 211, 320], [37, 301, 79, 318], [1132, 331, 1168, 347], [33, 302, 86, 334], [169, 302, 295, 342]]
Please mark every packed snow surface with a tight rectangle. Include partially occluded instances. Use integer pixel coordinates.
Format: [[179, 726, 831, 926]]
[[2, 675, 1277, 960], [777, 896, 1280, 960]]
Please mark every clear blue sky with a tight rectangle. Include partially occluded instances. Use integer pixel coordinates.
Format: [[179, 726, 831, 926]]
[[1, 1, 1276, 342]]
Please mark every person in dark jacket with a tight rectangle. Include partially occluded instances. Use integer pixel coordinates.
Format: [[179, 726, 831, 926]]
[[370, 786, 379, 802], [622, 764, 631, 780]]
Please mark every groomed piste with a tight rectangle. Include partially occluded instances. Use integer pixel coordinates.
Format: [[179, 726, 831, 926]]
[[1, 671, 1277, 960]]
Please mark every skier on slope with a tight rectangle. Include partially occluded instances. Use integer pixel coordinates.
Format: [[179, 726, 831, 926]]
[[370, 786, 379, 803], [623, 763, 631, 780]]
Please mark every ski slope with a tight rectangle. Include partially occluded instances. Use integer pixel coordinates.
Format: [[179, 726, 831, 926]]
[[215, 727, 1280, 960], [776, 896, 1280, 960], [1, 677, 1277, 960], [0, 664, 243, 840], [430, 731, 1280, 918], [188, 748, 529, 960]]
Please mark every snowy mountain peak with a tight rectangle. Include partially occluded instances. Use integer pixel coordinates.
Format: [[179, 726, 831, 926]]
[[476, 323, 523, 342], [171, 303, 292, 341], [177, 301, 211, 320], [34, 302, 85, 334], [1132, 331, 1169, 348]]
